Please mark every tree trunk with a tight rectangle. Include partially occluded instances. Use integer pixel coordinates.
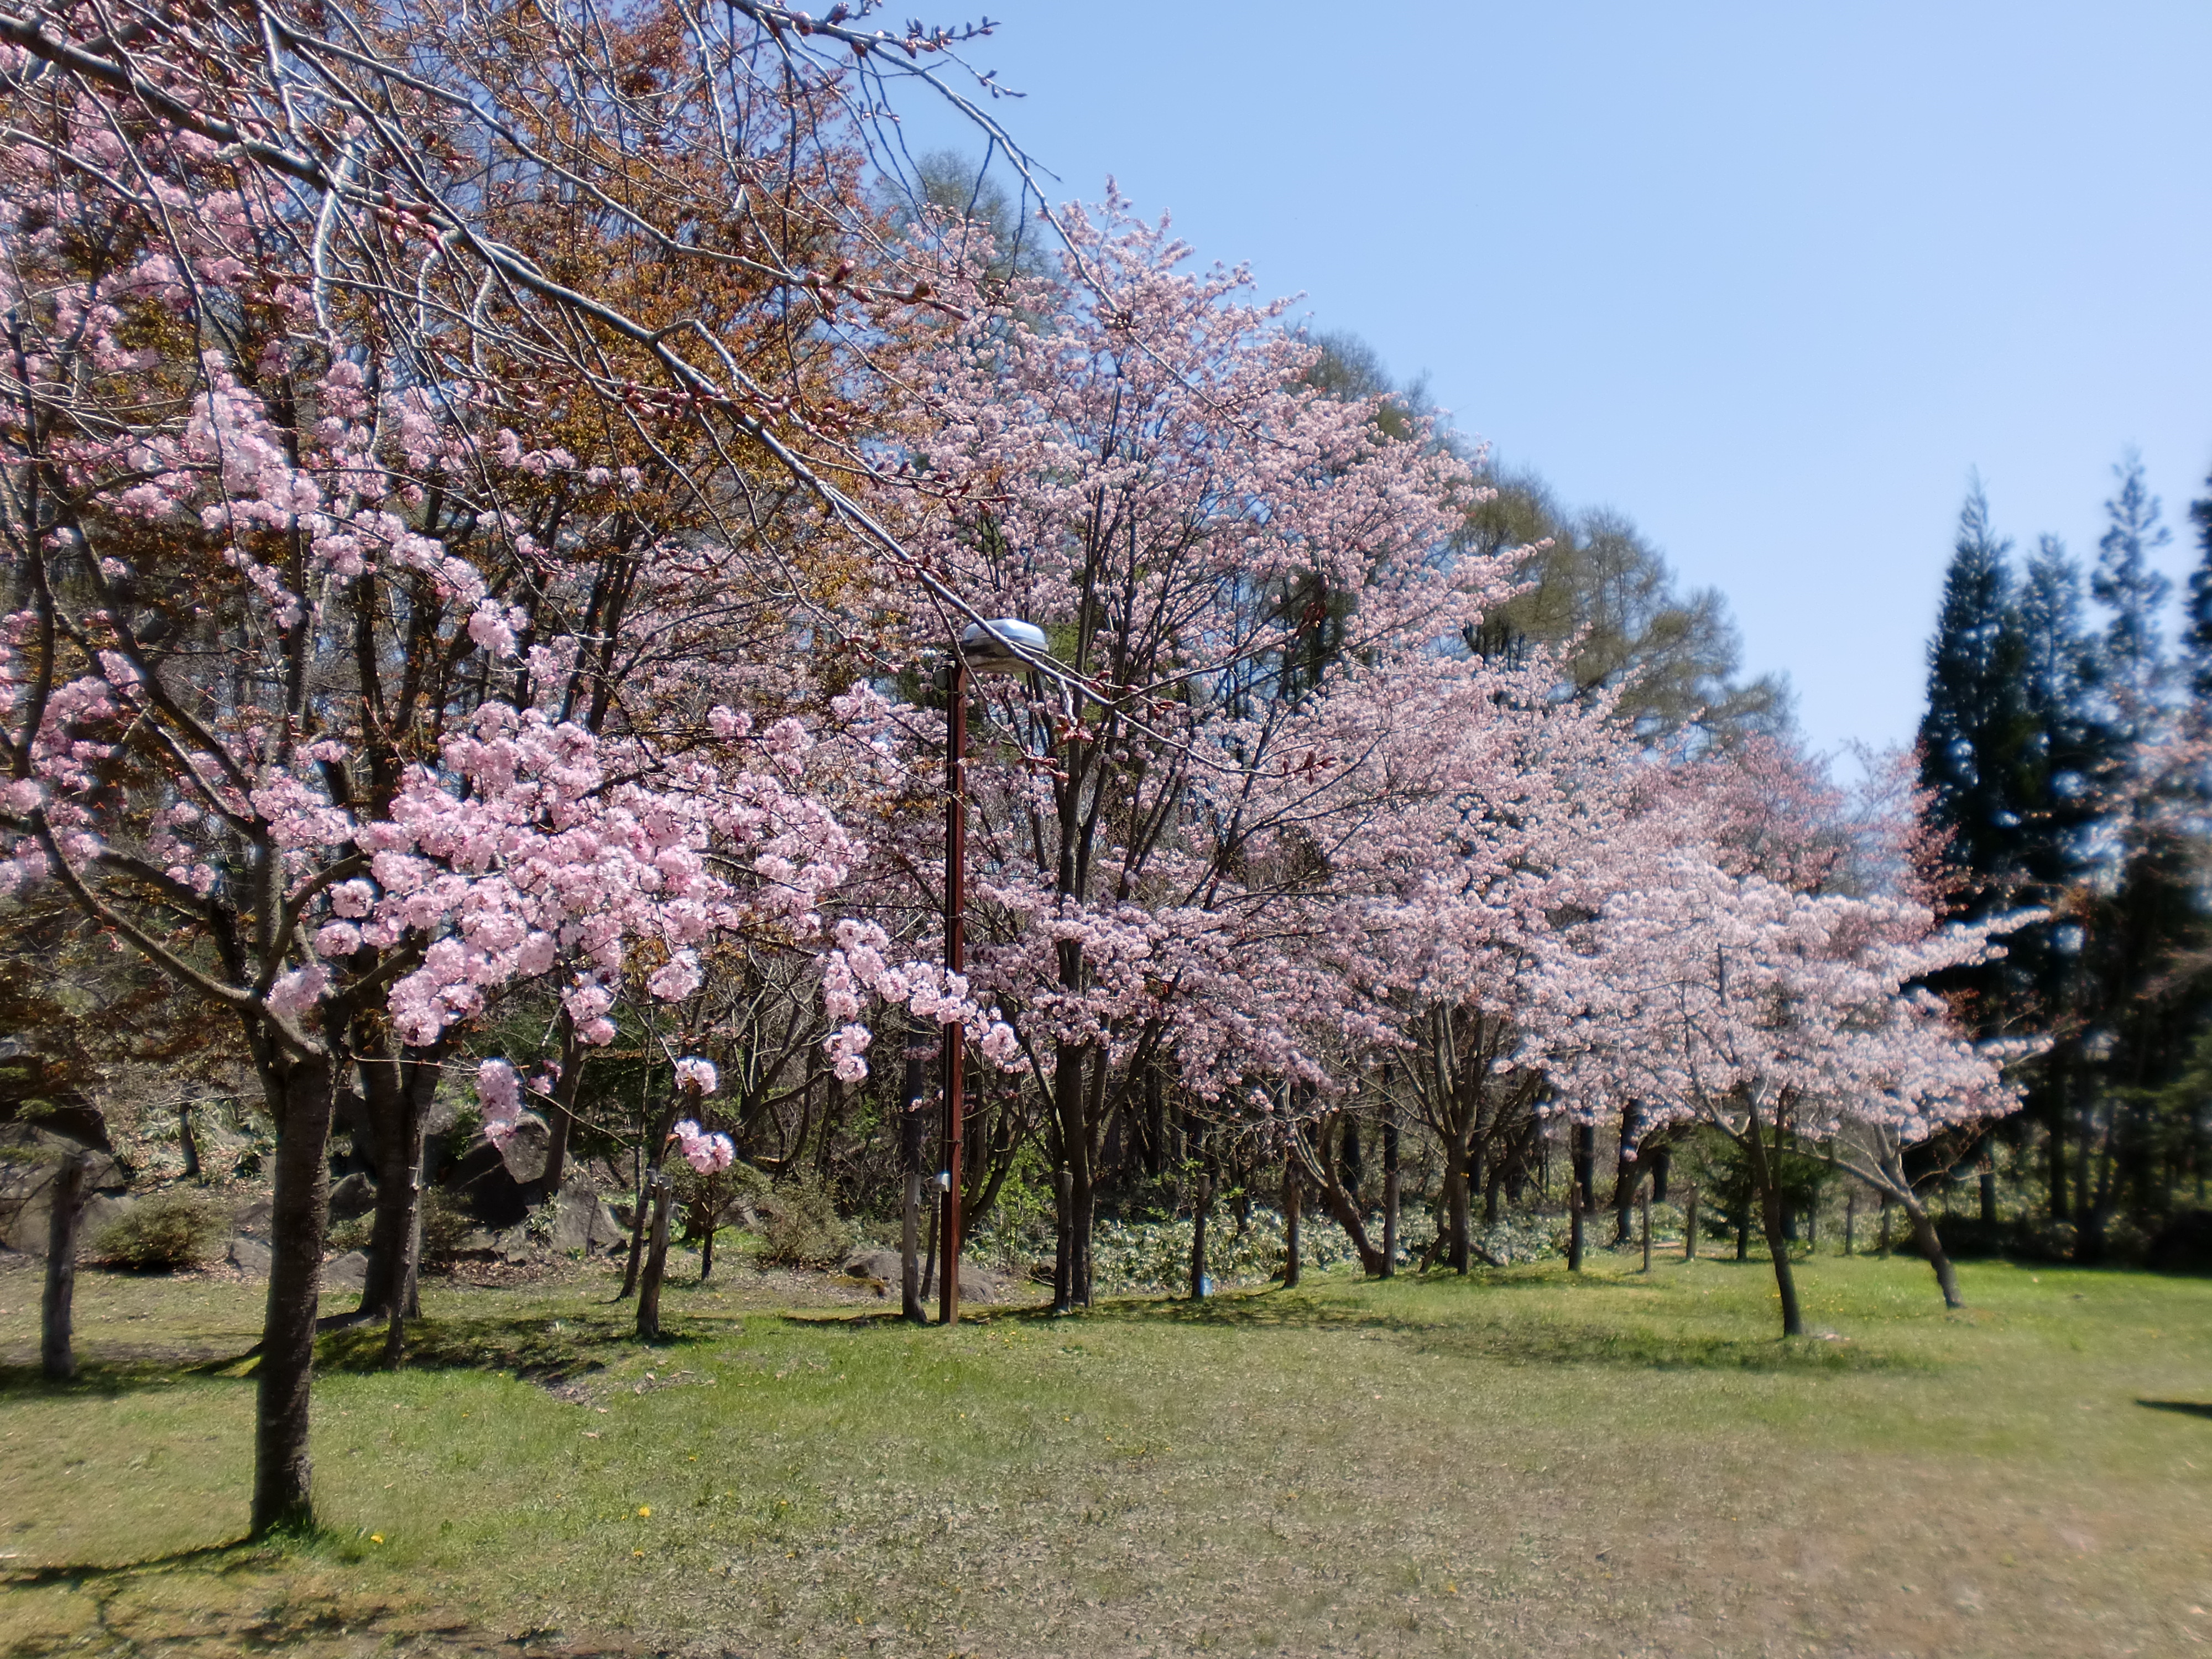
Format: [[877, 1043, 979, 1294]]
[[1190, 1170, 1212, 1300], [1052, 1165, 1073, 1316], [538, 1015, 586, 1198], [1300, 1121, 1389, 1276], [255, 1052, 337, 1536], [1978, 1151, 1998, 1227], [361, 1042, 440, 1322], [1568, 1182, 1585, 1272], [699, 1184, 718, 1283], [1281, 1151, 1301, 1289], [179, 1102, 201, 1182], [42, 1150, 91, 1380], [637, 1171, 674, 1339], [902, 1078, 927, 1323], [1740, 1105, 1804, 1337], [1683, 1186, 1699, 1262], [1381, 1103, 1400, 1279], [1445, 1138, 1472, 1275], [1640, 1181, 1652, 1274], [1844, 1186, 1857, 1255], [1902, 1192, 1964, 1310]]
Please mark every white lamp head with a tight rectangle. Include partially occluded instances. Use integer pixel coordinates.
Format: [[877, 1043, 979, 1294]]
[[958, 617, 1047, 676]]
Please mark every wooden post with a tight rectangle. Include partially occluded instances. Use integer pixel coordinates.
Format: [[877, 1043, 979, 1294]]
[[1683, 1185, 1699, 1262], [43, 1150, 92, 1381], [1640, 1178, 1653, 1274], [1282, 1149, 1301, 1290]]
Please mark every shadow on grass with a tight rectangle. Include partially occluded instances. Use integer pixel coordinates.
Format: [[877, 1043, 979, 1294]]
[[1413, 1323, 1924, 1373], [315, 1310, 728, 1383], [1, 1536, 255, 1588], [0, 1355, 254, 1400], [2137, 1399, 2212, 1420]]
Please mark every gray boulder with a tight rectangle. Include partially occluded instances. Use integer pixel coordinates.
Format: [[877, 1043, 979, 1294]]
[[329, 1170, 378, 1221], [548, 1178, 627, 1254], [324, 1250, 369, 1291], [843, 1248, 902, 1284], [0, 1125, 124, 1254], [228, 1234, 272, 1276]]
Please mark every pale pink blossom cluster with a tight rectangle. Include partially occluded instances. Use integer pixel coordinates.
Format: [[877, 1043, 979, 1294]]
[[672, 1118, 736, 1174]]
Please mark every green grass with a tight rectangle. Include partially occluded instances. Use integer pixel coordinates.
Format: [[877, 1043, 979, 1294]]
[[3, 1249, 2210, 1656]]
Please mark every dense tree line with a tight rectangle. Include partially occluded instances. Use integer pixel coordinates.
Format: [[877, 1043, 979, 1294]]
[[1917, 457, 2212, 1257]]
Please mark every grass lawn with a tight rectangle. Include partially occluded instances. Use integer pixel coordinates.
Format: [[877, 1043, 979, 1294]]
[[1, 1247, 2209, 1657]]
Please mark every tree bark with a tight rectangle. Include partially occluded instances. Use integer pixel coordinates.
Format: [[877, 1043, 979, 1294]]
[[255, 1052, 337, 1535], [1381, 1099, 1400, 1279], [1683, 1186, 1699, 1262], [637, 1170, 674, 1339], [1640, 1181, 1652, 1274], [1844, 1186, 1857, 1255], [901, 1058, 927, 1323], [42, 1149, 91, 1381], [360, 1041, 440, 1322], [1903, 1192, 1964, 1309], [1445, 1140, 1472, 1275], [1190, 1170, 1211, 1300], [1740, 1103, 1804, 1337], [1281, 1151, 1301, 1289]]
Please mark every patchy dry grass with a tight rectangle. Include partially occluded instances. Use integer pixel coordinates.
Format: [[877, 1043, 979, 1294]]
[[1, 1248, 2209, 1656]]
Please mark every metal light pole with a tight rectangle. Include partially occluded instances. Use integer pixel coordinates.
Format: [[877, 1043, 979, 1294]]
[[937, 617, 1046, 1326]]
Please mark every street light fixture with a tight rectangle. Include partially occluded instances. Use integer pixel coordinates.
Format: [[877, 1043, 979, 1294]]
[[937, 617, 1045, 1326]]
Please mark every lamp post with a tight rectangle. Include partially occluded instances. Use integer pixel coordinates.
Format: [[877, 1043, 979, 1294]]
[[937, 617, 1046, 1326]]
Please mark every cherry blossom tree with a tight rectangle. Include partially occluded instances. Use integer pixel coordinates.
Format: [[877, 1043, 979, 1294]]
[[1538, 857, 2026, 1333]]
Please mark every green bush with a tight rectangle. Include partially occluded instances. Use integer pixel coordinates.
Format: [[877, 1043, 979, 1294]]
[[420, 1188, 478, 1265], [757, 1177, 852, 1268], [91, 1190, 226, 1270]]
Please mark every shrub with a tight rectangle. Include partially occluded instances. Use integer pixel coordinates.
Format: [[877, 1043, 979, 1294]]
[[91, 1190, 226, 1270], [419, 1188, 478, 1265], [757, 1177, 852, 1267]]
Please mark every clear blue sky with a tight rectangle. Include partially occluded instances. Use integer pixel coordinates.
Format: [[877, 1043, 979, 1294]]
[[894, 2, 2212, 762]]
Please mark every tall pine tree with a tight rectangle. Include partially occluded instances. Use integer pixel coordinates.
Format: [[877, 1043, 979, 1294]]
[[1917, 483, 2035, 1018]]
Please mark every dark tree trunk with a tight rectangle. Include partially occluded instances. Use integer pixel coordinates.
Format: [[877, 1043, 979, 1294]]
[[1190, 1169, 1212, 1300], [1640, 1182, 1652, 1274], [1650, 1144, 1671, 1204], [1568, 1121, 1593, 1272], [1381, 1105, 1400, 1279], [179, 1102, 201, 1181], [1844, 1187, 1857, 1255], [1903, 1192, 1964, 1309], [538, 1015, 586, 1198], [1978, 1150, 1998, 1227], [255, 1052, 338, 1535], [1281, 1152, 1301, 1289], [1683, 1186, 1699, 1261], [1740, 1104, 1803, 1337], [1445, 1139, 1472, 1275], [360, 1041, 440, 1322], [901, 1044, 928, 1323], [42, 1149, 91, 1380], [637, 1172, 674, 1339], [1052, 1165, 1073, 1315], [1568, 1192, 1585, 1272]]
